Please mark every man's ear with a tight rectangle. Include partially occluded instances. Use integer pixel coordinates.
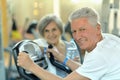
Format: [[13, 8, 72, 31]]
[[96, 23, 101, 35]]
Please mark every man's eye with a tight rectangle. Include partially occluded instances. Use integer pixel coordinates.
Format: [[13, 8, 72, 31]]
[[71, 30, 76, 33], [80, 28, 86, 31]]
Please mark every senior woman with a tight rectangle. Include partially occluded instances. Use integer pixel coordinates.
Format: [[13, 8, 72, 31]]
[[32, 14, 80, 78]]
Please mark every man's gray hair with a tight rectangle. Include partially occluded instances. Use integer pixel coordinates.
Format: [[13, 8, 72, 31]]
[[69, 7, 100, 27], [37, 14, 63, 37]]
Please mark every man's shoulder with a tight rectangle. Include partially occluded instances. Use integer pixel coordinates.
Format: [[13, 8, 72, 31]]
[[102, 33, 120, 39], [102, 33, 120, 44]]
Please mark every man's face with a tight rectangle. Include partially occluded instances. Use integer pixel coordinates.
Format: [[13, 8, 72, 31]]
[[71, 18, 101, 52]]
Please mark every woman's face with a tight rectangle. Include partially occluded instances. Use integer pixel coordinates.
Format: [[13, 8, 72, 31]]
[[43, 21, 61, 45]]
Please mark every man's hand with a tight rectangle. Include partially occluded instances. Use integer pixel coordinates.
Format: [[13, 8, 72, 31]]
[[47, 47, 65, 63], [17, 52, 34, 72]]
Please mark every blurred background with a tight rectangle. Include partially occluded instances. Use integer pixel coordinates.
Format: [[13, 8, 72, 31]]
[[0, 0, 120, 80]]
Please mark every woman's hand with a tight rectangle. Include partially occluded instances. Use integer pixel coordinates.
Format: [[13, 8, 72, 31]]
[[17, 52, 34, 72]]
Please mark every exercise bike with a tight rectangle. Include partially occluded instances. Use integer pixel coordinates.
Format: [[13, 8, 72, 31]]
[[12, 40, 72, 80]]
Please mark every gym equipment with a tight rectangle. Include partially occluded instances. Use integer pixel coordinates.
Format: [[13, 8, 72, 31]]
[[12, 40, 48, 80], [12, 40, 72, 80], [48, 44, 72, 74]]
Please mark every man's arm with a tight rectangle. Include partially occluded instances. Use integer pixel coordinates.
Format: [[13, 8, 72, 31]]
[[18, 52, 90, 80], [30, 62, 62, 80], [18, 52, 62, 80], [31, 63, 89, 80], [27, 59, 89, 80]]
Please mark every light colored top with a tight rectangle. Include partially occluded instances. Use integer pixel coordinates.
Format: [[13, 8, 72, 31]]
[[34, 38, 80, 78], [76, 33, 120, 80]]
